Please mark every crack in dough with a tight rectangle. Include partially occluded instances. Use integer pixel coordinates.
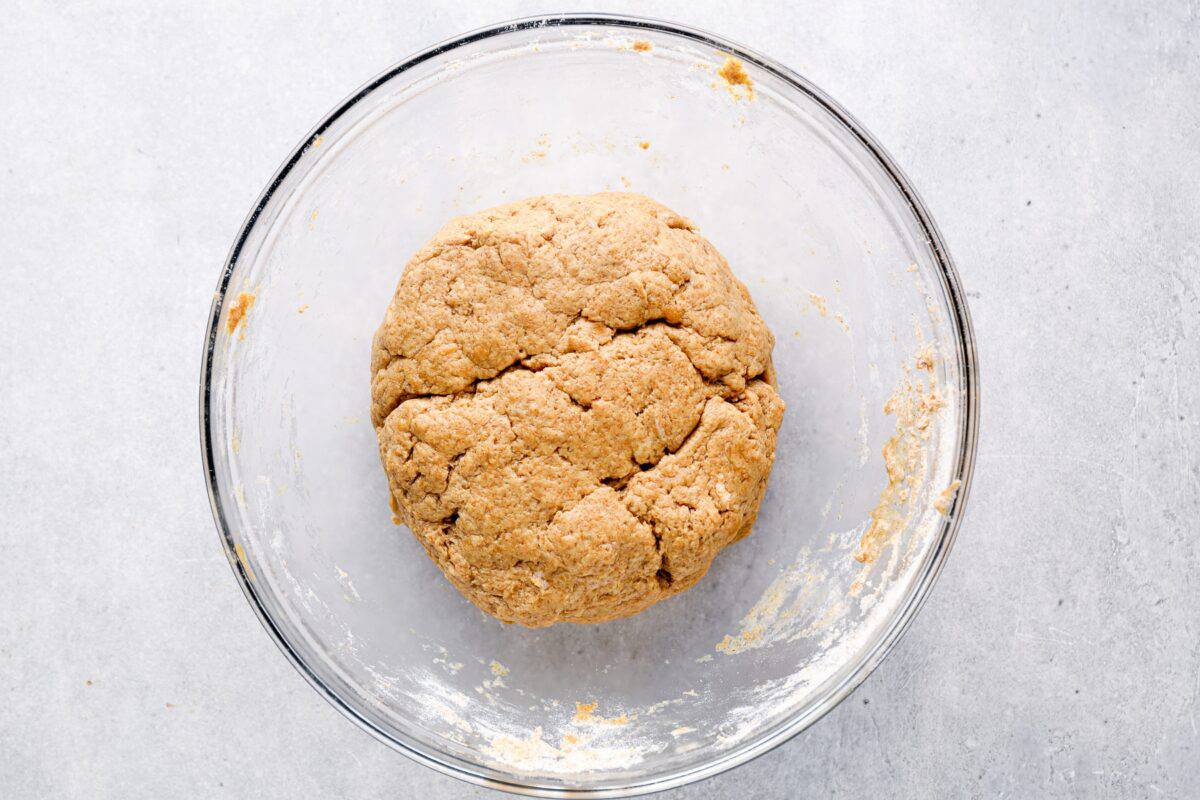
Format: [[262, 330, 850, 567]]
[[372, 193, 784, 626]]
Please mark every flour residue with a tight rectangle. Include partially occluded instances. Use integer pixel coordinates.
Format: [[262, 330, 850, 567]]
[[334, 565, 362, 601], [711, 550, 844, 656], [483, 726, 649, 773]]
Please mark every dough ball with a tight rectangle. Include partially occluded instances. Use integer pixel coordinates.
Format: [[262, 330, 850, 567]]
[[371, 193, 784, 626]]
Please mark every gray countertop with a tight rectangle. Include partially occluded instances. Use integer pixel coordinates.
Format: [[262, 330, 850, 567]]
[[2, 1, 1197, 797]]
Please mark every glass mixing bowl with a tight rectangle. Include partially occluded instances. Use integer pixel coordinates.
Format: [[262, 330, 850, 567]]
[[201, 14, 977, 797]]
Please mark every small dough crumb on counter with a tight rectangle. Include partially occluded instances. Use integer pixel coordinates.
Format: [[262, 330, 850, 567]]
[[632, 40, 652, 52]]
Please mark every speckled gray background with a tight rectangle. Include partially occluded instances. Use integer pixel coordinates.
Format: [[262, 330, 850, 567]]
[[2, 1, 1197, 797]]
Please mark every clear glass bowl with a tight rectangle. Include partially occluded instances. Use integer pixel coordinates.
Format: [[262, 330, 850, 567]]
[[201, 14, 977, 797]]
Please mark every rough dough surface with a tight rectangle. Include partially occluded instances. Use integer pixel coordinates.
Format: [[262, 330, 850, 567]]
[[371, 193, 784, 626]]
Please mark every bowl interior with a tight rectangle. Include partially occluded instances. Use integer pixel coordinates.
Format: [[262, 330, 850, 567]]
[[204, 18, 972, 795]]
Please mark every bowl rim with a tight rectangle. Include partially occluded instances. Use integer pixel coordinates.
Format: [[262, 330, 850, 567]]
[[199, 12, 979, 798]]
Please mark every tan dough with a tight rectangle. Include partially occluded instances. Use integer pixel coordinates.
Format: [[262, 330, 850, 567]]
[[371, 193, 784, 626]]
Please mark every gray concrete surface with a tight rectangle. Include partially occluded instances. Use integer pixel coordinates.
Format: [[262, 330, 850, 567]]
[[2, 1, 1197, 797]]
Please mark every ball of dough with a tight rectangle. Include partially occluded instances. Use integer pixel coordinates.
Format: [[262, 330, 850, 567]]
[[371, 193, 784, 627]]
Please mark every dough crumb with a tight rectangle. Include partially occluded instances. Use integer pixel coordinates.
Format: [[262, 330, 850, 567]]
[[523, 136, 551, 162], [915, 345, 936, 373], [490, 660, 509, 677], [226, 292, 255, 335], [571, 702, 632, 725], [297, 304, 309, 314], [934, 479, 962, 515], [717, 56, 755, 100], [574, 702, 597, 722], [632, 40, 652, 52], [808, 291, 828, 317], [638, 140, 650, 150]]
